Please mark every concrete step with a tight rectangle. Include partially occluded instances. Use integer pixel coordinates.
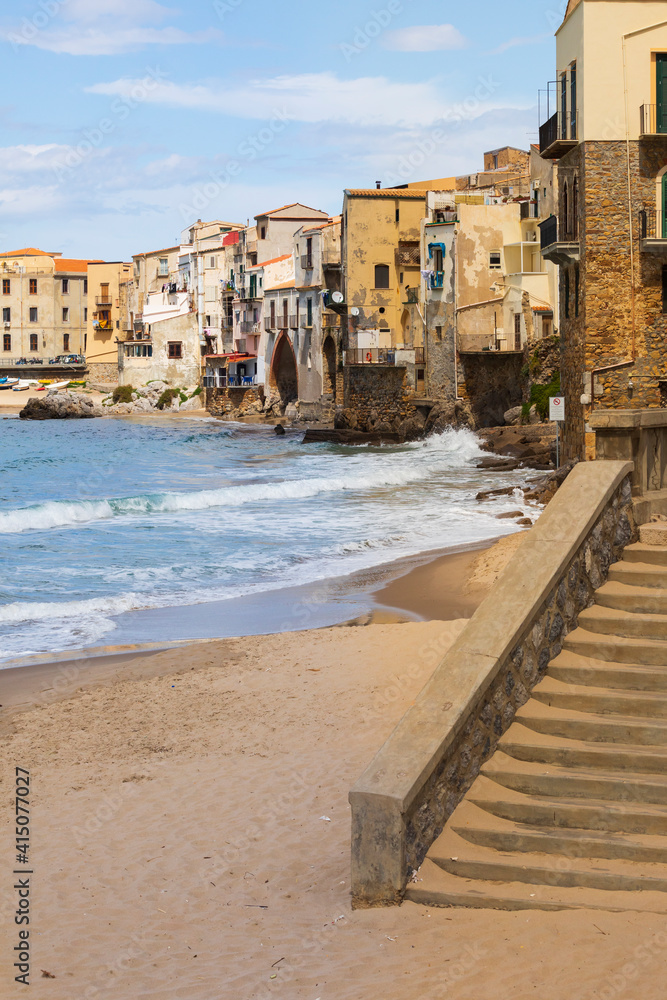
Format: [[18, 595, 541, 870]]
[[429, 826, 667, 893], [623, 542, 667, 566], [579, 604, 667, 641], [639, 523, 667, 547], [608, 561, 667, 589], [405, 858, 667, 913], [481, 749, 667, 805], [467, 774, 667, 835], [533, 674, 667, 718], [448, 799, 667, 863], [500, 721, 667, 773], [563, 627, 667, 666], [515, 698, 667, 746], [595, 580, 667, 615], [548, 649, 667, 691]]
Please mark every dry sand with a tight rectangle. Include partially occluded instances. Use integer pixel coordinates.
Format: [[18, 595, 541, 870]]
[[1, 541, 666, 999]]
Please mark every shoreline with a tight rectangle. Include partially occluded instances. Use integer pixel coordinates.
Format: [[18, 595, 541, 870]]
[[0, 533, 520, 680]]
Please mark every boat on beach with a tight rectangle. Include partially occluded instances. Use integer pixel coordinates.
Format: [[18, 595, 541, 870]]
[[0, 378, 19, 390], [12, 380, 39, 392]]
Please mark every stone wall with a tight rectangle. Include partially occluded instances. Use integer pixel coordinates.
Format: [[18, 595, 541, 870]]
[[350, 460, 635, 907], [206, 385, 265, 418], [458, 351, 524, 426], [86, 362, 119, 383], [425, 299, 456, 403], [338, 364, 416, 434]]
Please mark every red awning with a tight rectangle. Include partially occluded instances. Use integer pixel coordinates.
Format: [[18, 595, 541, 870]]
[[205, 353, 257, 363]]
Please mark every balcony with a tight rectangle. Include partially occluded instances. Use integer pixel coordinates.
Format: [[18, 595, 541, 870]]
[[345, 347, 425, 366], [395, 243, 420, 266], [639, 208, 667, 251], [639, 105, 667, 136], [289, 315, 298, 329], [539, 215, 579, 264], [265, 317, 276, 332], [405, 288, 419, 304], [429, 271, 445, 290], [95, 296, 113, 307], [300, 255, 314, 270], [539, 111, 578, 159], [520, 200, 539, 220], [322, 250, 342, 267], [239, 321, 260, 334]]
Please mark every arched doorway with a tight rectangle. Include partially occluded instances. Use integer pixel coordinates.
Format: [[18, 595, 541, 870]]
[[322, 335, 337, 402], [270, 332, 298, 405]]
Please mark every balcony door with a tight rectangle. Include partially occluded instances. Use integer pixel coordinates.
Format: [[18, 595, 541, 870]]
[[658, 54, 667, 133]]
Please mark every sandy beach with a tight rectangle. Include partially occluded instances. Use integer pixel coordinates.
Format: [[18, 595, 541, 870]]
[[2, 539, 666, 1000]]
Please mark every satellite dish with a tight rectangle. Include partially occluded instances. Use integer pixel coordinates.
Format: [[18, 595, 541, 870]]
[[350, 307, 360, 316], [332, 291, 344, 304]]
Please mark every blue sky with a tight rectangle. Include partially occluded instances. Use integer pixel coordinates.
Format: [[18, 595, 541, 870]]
[[0, 0, 567, 260]]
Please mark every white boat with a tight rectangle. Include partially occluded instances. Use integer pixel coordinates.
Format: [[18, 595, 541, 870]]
[[13, 379, 39, 391], [0, 378, 19, 390], [46, 381, 71, 391]]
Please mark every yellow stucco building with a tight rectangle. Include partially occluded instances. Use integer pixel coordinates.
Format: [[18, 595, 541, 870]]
[[86, 261, 132, 381]]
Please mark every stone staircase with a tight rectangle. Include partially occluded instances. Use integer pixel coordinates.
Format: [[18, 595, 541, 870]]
[[406, 525, 667, 913]]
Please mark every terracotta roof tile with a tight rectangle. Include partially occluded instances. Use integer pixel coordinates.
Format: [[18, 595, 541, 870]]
[[0, 247, 60, 257], [344, 189, 427, 199], [255, 202, 328, 219], [265, 280, 297, 291], [54, 258, 101, 272]]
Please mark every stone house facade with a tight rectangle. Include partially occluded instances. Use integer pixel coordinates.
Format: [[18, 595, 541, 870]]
[[539, 0, 667, 461]]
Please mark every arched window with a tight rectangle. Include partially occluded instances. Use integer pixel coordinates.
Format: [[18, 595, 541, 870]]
[[572, 178, 578, 239], [374, 264, 390, 289], [562, 182, 569, 238]]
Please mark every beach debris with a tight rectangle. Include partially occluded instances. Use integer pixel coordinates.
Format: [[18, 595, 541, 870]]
[[245, 905, 268, 909], [386, 936, 397, 942], [41, 971, 56, 979], [271, 958, 285, 968], [320, 815, 332, 822], [409, 869, 422, 884]]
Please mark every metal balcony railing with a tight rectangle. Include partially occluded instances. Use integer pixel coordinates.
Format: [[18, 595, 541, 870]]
[[639, 105, 667, 136], [239, 321, 259, 334], [639, 207, 667, 242], [395, 244, 420, 266], [539, 215, 559, 251], [539, 110, 577, 158], [300, 255, 314, 270], [406, 288, 419, 303], [322, 250, 342, 266], [429, 271, 445, 289], [95, 296, 113, 307], [345, 347, 425, 366]]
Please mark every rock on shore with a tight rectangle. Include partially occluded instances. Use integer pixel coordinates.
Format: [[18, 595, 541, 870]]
[[19, 392, 102, 420]]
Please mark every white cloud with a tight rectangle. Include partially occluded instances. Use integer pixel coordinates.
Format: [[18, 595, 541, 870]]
[[382, 24, 467, 52], [0, 1, 221, 55], [6, 26, 220, 56], [88, 72, 450, 127], [489, 34, 552, 55]]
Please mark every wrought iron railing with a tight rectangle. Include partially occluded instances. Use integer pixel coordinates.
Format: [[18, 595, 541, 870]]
[[639, 207, 667, 240], [345, 347, 425, 366], [539, 215, 559, 250], [395, 244, 420, 266], [639, 105, 667, 135], [429, 271, 445, 289], [300, 255, 314, 270]]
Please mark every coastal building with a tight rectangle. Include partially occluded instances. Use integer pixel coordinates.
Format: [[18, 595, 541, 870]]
[[86, 261, 132, 382], [538, 0, 667, 460], [0, 247, 95, 364]]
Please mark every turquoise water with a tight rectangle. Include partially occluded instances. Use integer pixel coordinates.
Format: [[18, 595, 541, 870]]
[[0, 415, 532, 660]]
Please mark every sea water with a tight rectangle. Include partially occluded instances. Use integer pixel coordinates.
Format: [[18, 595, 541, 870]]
[[0, 415, 534, 660]]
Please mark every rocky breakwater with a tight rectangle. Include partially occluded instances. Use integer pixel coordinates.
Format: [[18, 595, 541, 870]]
[[20, 391, 102, 420], [102, 382, 203, 415]]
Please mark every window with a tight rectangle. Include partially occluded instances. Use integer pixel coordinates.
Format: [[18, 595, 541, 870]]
[[62, 278, 69, 294], [29, 307, 38, 322], [209, 256, 216, 269], [564, 269, 570, 319], [2, 307, 9, 323], [436, 325, 443, 341], [84, 308, 88, 321], [83, 279, 88, 294], [158, 258, 169, 277], [562, 182, 569, 236], [307, 298, 313, 327], [270, 300, 276, 327], [570, 61, 577, 139], [574, 265, 580, 317], [282, 299, 288, 328], [3, 334, 10, 352], [2, 279, 9, 294], [260, 226, 266, 240], [29, 279, 37, 294], [62, 307, 70, 323], [395, 206, 400, 224], [493, 154, 499, 170], [543, 318, 551, 338], [168, 342, 182, 358], [29, 334, 38, 351], [375, 264, 390, 288], [433, 247, 443, 272], [489, 251, 501, 269], [63, 333, 70, 351], [514, 313, 522, 350]]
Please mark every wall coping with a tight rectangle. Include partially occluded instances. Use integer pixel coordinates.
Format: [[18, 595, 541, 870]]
[[350, 459, 633, 902], [589, 409, 667, 430]]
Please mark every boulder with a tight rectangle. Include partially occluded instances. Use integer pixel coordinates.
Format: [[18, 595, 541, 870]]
[[528, 404, 541, 425], [503, 406, 523, 426], [20, 392, 102, 420], [285, 402, 299, 422]]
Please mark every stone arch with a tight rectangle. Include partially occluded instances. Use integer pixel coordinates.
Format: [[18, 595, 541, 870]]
[[322, 335, 338, 402], [269, 331, 298, 405]]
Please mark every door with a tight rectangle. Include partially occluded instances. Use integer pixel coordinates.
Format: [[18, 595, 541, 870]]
[[657, 54, 667, 133], [662, 173, 667, 238]]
